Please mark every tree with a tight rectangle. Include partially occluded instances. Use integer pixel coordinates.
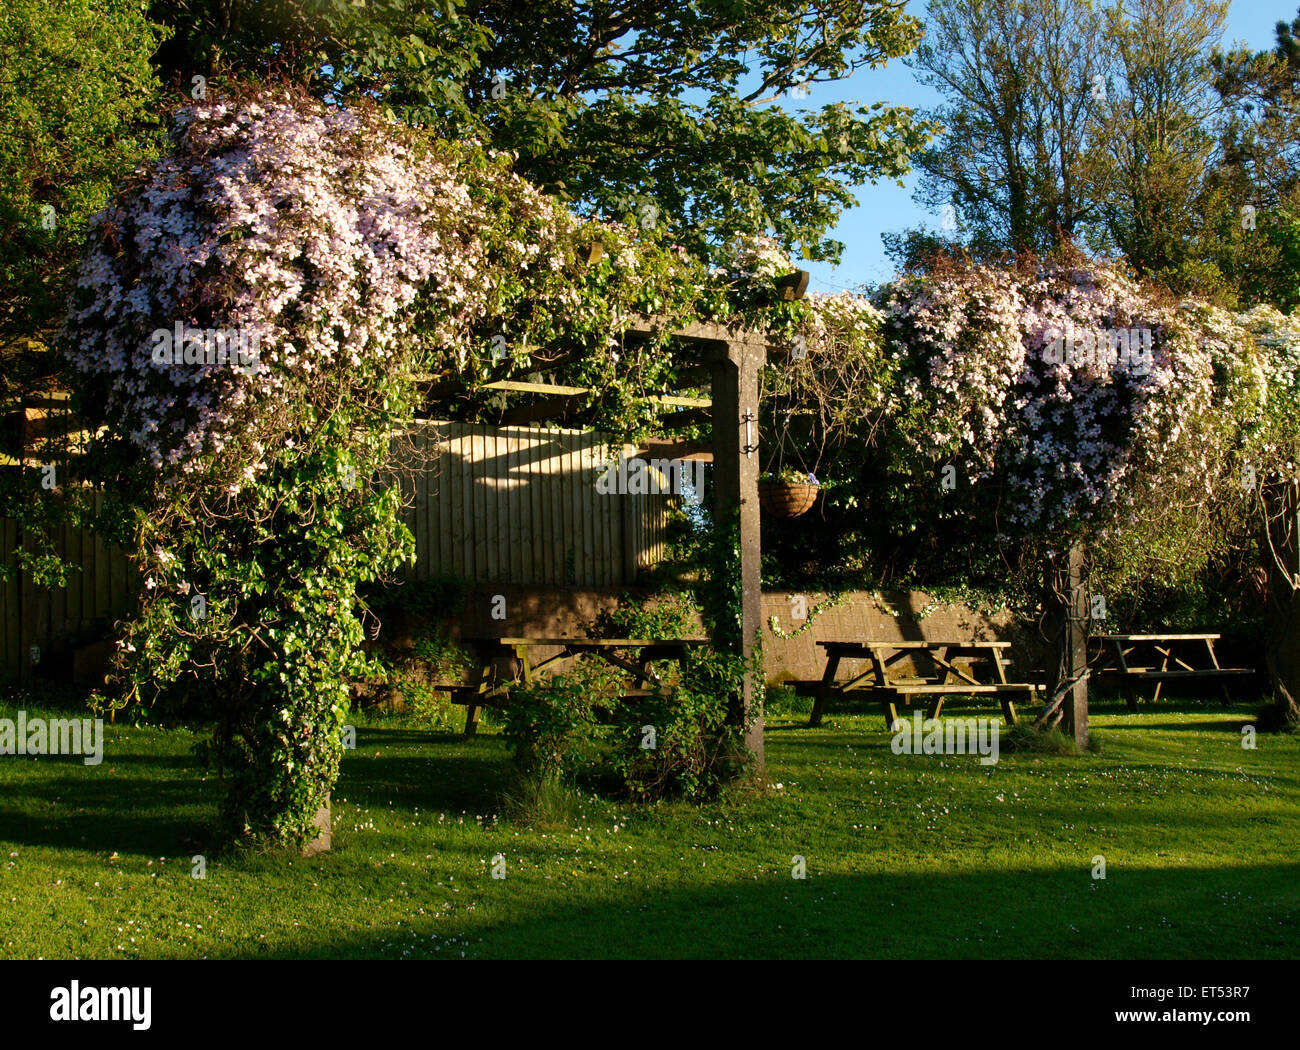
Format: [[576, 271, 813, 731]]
[[877, 250, 1272, 745], [1236, 306, 1300, 727], [142, 0, 934, 267], [907, 0, 1110, 254], [1199, 5, 1300, 309], [1081, 0, 1229, 287], [0, 0, 165, 354], [1210, 5, 1300, 212], [0, 0, 166, 595]]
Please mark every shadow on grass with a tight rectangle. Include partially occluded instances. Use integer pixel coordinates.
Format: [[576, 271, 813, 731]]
[[337, 727, 512, 814], [251, 859, 1300, 960], [1100, 719, 1255, 733], [0, 763, 215, 856], [0, 732, 515, 857]]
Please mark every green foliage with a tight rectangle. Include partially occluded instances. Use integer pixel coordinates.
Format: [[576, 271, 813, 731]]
[[103, 409, 414, 849], [145, 0, 934, 268], [593, 590, 699, 641], [767, 590, 848, 638], [499, 661, 617, 782], [411, 631, 473, 680], [498, 773, 583, 829], [0, 0, 165, 586], [364, 574, 466, 620], [1000, 722, 1097, 755], [609, 646, 746, 802], [498, 500, 757, 805], [759, 468, 819, 484], [608, 505, 757, 799], [0, 0, 165, 346]]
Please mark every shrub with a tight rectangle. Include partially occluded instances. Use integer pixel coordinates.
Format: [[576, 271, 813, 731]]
[[608, 646, 746, 802], [498, 661, 618, 782]]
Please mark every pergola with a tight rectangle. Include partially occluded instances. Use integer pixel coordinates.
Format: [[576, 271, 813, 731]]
[[415, 310, 800, 770]]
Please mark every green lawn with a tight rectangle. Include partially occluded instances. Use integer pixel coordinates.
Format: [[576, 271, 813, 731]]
[[1, 693, 1297, 959]]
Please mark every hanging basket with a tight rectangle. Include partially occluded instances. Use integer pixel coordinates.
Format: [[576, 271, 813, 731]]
[[758, 480, 820, 517]]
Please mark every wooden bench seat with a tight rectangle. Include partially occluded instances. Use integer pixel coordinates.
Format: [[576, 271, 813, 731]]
[[890, 683, 1036, 694], [445, 686, 661, 708], [1094, 668, 1253, 680]]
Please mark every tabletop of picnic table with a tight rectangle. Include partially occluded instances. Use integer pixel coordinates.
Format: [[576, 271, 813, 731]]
[[1093, 633, 1220, 642], [475, 637, 709, 647], [816, 639, 1012, 650]]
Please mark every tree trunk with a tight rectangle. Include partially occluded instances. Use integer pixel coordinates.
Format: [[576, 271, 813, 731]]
[[1261, 475, 1300, 726], [1042, 542, 1090, 749], [303, 794, 331, 857]]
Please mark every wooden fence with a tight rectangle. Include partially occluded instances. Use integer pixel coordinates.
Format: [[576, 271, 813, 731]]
[[0, 488, 136, 679], [1, 420, 680, 676], [394, 421, 676, 587]]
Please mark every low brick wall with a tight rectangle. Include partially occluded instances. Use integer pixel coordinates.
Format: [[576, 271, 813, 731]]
[[762, 590, 1041, 684], [428, 584, 1043, 685]]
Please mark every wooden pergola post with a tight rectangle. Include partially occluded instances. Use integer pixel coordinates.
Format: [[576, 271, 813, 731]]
[[706, 335, 766, 769], [1042, 542, 1090, 749]]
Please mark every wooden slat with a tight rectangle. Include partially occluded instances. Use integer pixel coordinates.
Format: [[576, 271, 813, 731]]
[[485, 380, 588, 396], [51, 525, 66, 654], [598, 438, 612, 585], [581, 437, 596, 586], [83, 492, 97, 618], [551, 428, 566, 585], [571, 433, 586, 585], [19, 526, 38, 679], [480, 426, 493, 582], [506, 428, 521, 584], [94, 525, 111, 619], [109, 535, 128, 621], [459, 424, 474, 579], [413, 426, 428, 581], [527, 428, 547, 586], [2, 518, 18, 675], [817, 639, 1013, 650], [1095, 669, 1253, 679], [65, 517, 81, 624]]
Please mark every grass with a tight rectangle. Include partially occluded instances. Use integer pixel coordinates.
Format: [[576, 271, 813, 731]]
[[1, 691, 1298, 959]]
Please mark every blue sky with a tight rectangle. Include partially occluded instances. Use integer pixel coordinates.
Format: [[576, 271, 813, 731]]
[[787, 0, 1292, 295]]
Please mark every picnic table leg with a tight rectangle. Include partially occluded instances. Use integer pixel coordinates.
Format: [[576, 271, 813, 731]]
[[1206, 638, 1233, 706], [999, 696, 1018, 726], [1152, 646, 1170, 703], [516, 643, 533, 686], [808, 652, 841, 727], [809, 687, 829, 727], [1113, 641, 1138, 711], [462, 651, 491, 738], [926, 696, 945, 720], [882, 699, 900, 731]]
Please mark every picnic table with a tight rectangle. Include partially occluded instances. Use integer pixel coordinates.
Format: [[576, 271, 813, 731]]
[[1088, 633, 1253, 708], [450, 636, 710, 736], [790, 639, 1037, 730]]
